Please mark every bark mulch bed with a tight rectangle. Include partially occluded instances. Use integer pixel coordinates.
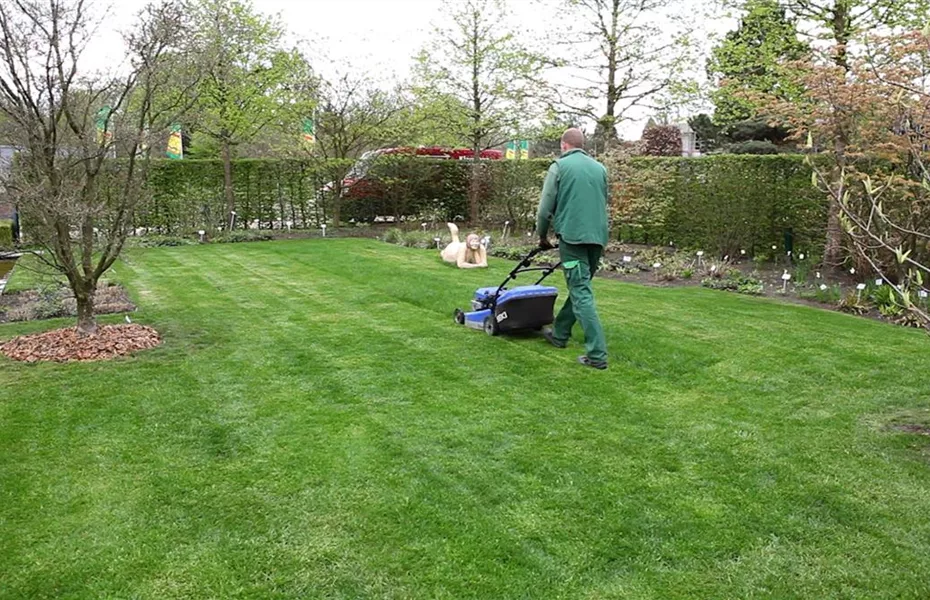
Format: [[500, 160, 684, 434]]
[[0, 324, 162, 363]]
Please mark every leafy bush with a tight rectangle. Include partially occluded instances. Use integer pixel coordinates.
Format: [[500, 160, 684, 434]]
[[382, 228, 405, 245], [0, 219, 12, 249], [605, 154, 827, 257], [212, 230, 274, 244], [799, 284, 843, 304], [701, 273, 764, 295], [725, 140, 780, 155], [869, 284, 904, 317], [130, 234, 197, 248], [642, 125, 683, 157]]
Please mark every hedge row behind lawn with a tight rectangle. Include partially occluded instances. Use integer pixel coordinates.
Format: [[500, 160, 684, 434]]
[[613, 155, 828, 256], [110, 155, 827, 255]]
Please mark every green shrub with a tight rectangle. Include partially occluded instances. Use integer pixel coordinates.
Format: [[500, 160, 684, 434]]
[[0, 219, 13, 249], [130, 234, 196, 248], [605, 155, 827, 256], [77, 154, 834, 259], [212, 230, 273, 244], [701, 273, 764, 295], [382, 228, 405, 245], [725, 140, 780, 155], [799, 284, 843, 304]]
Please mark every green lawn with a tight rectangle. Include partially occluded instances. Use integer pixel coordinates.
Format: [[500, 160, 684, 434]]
[[2, 238, 930, 599]]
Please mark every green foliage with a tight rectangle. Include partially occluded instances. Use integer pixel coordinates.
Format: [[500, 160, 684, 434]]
[[414, 0, 544, 204], [129, 235, 197, 248], [137, 158, 355, 233], [726, 140, 780, 155], [870, 284, 904, 317], [189, 0, 303, 152], [642, 125, 683, 157], [688, 114, 724, 152], [129, 154, 832, 259], [708, 0, 808, 127], [799, 283, 843, 304], [701, 272, 765, 295], [212, 230, 274, 244], [606, 154, 827, 256], [0, 219, 12, 249]]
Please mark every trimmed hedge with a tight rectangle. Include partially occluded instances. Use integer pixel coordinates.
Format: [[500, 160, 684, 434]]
[[140, 158, 354, 233], [0, 219, 13, 249], [609, 155, 827, 255], [117, 154, 830, 254]]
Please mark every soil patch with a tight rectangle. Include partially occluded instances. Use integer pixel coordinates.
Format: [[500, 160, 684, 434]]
[[0, 324, 161, 363], [892, 424, 930, 436]]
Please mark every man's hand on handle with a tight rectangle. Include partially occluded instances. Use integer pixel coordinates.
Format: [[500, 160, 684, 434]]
[[538, 236, 554, 251]]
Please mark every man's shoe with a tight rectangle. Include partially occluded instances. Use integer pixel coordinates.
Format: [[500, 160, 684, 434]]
[[542, 329, 567, 348], [578, 356, 608, 370]]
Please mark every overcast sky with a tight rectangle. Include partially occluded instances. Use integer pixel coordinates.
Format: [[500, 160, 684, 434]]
[[82, 0, 736, 140]]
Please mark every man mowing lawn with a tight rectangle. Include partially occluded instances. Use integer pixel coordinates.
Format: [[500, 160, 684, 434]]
[[537, 128, 610, 370]]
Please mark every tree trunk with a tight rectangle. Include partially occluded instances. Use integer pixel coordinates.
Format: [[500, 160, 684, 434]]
[[75, 282, 97, 337], [222, 138, 235, 230], [468, 159, 481, 225], [824, 0, 851, 265], [332, 180, 342, 228]]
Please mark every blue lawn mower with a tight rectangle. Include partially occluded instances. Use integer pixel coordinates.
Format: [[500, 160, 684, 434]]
[[454, 246, 562, 336]]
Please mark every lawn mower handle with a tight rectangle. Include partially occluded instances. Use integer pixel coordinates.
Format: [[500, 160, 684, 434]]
[[489, 245, 562, 308]]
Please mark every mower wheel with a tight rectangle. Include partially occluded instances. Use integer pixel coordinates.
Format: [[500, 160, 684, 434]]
[[453, 308, 465, 325], [483, 315, 499, 336]]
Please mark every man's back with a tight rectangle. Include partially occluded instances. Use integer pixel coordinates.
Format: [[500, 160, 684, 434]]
[[550, 149, 609, 247]]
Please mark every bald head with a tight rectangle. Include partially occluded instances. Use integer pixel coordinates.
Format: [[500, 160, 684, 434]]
[[561, 128, 585, 150]]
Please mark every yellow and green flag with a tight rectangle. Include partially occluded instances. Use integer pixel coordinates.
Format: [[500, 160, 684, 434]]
[[302, 118, 316, 148], [95, 106, 113, 146], [519, 140, 529, 160], [505, 141, 516, 160], [166, 124, 183, 159]]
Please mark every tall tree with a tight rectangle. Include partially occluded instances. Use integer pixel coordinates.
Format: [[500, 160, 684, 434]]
[[0, 0, 195, 335], [303, 73, 413, 227], [415, 0, 544, 222], [780, 0, 930, 263], [765, 29, 930, 327], [188, 0, 301, 228], [543, 0, 696, 149], [708, 0, 809, 129]]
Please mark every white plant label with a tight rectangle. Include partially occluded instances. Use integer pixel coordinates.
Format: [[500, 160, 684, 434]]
[[711, 265, 718, 272], [653, 262, 662, 269], [920, 290, 929, 299], [820, 284, 828, 291], [850, 267, 856, 274], [741, 250, 746, 255], [799, 253, 805, 260], [816, 272, 821, 279], [875, 279, 883, 286], [696, 251, 704, 257], [782, 272, 792, 281], [623, 256, 632, 263], [857, 283, 867, 291]]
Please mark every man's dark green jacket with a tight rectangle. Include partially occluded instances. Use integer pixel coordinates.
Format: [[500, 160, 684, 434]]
[[535, 148, 609, 247]]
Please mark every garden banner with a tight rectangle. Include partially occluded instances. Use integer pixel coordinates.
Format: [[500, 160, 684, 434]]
[[520, 140, 529, 160], [302, 118, 316, 147], [505, 141, 516, 160], [166, 124, 183, 159], [95, 106, 112, 146]]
